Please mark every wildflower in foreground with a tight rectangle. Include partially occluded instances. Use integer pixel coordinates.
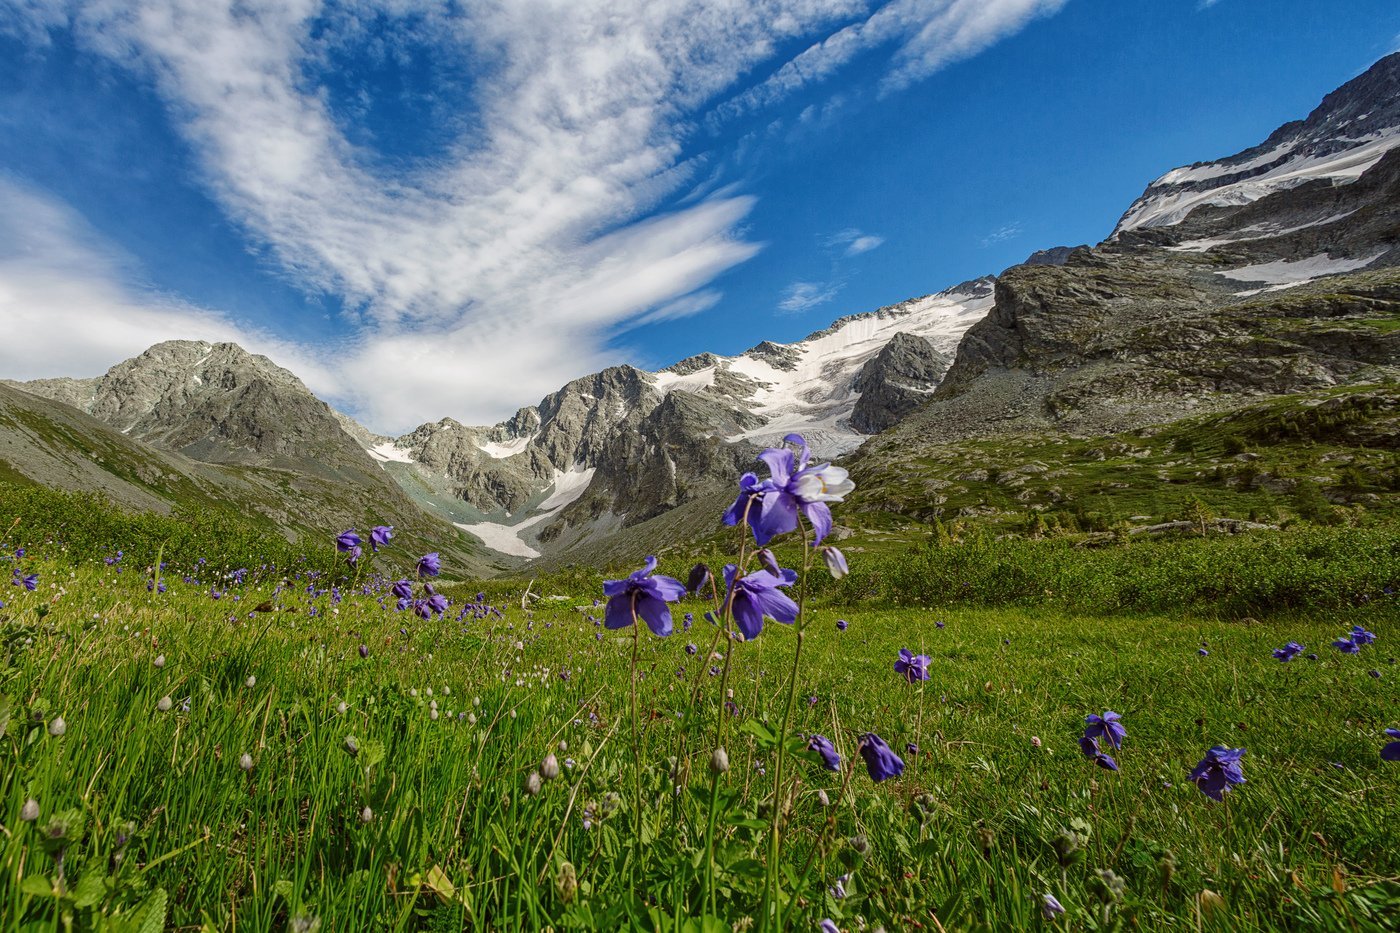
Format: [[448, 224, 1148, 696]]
[[1381, 728, 1400, 762], [859, 732, 905, 782], [894, 648, 931, 683], [335, 530, 360, 553], [722, 564, 798, 640], [808, 734, 841, 771], [417, 552, 441, 578], [1351, 625, 1376, 646], [836, 619, 848, 631], [1078, 735, 1118, 771], [822, 546, 849, 579], [1272, 641, 1305, 662], [1190, 746, 1246, 800], [723, 433, 854, 546], [1084, 711, 1126, 750], [1041, 893, 1065, 920], [603, 556, 686, 637]]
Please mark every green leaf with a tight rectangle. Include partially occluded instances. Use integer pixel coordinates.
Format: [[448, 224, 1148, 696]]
[[0, 694, 11, 738], [133, 888, 168, 933], [737, 719, 777, 748], [71, 871, 108, 909], [19, 875, 53, 897], [360, 740, 385, 773]]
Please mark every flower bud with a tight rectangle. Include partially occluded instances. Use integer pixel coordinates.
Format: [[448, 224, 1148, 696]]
[[20, 799, 39, 822], [153, 654, 166, 668], [525, 771, 542, 796], [542, 754, 560, 781], [343, 735, 359, 757], [556, 861, 578, 904], [47, 717, 66, 736], [710, 747, 730, 774], [239, 753, 254, 772], [245, 675, 257, 688], [157, 696, 173, 712], [359, 806, 373, 823]]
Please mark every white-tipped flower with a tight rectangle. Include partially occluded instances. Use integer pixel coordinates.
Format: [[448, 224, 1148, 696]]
[[153, 654, 166, 668], [157, 696, 173, 713], [48, 717, 66, 736], [541, 754, 560, 781], [20, 799, 39, 822], [710, 747, 730, 774], [239, 753, 254, 772]]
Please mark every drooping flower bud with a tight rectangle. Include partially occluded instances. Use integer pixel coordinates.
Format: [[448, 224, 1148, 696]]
[[710, 747, 730, 774]]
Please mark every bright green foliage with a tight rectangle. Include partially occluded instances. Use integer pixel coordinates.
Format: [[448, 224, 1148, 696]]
[[0, 535, 1396, 930]]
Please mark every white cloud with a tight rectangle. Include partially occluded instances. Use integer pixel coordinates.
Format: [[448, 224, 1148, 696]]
[[0, 176, 338, 395], [980, 220, 1024, 247], [777, 280, 841, 314], [824, 227, 885, 256], [1, 0, 1065, 432]]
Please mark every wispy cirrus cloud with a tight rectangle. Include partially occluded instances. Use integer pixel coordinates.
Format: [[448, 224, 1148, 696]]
[[824, 227, 886, 256], [778, 280, 842, 314], [980, 220, 1024, 247], [1, 0, 1066, 431]]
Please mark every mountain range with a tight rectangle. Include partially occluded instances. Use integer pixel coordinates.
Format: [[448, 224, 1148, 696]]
[[4, 53, 1398, 570]]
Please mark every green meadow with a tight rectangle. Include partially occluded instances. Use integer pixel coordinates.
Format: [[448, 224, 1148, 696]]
[[0, 493, 1396, 931]]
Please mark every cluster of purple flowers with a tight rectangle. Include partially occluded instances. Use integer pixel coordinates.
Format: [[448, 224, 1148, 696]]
[[1272, 641, 1305, 662], [1332, 625, 1376, 654], [10, 567, 37, 591]]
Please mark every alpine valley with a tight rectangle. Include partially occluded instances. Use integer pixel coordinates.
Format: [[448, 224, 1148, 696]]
[[5, 53, 1399, 573]]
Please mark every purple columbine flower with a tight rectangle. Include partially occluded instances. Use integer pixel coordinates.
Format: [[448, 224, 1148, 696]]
[[1351, 625, 1376, 646], [935, 620, 946, 629], [359, 644, 369, 658], [370, 525, 394, 552], [1273, 642, 1305, 662], [859, 732, 905, 782], [819, 920, 840, 933], [685, 643, 698, 655], [1041, 894, 1065, 920], [603, 556, 687, 637], [1078, 735, 1118, 771], [836, 619, 848, 632], [686, 563, 712, 596], [1382, 728, 1400, 762], [722, 564, 798, 641], [426, 593, 449, 616], [808, 734, 841, 771], [1084, 711, 1126, 750], [1189, 746, 1246, 801], [336, 530, 361, 553], [417, 552, 441, 578], [894, 648, 931, 683], [16, 573, 38, 591], [723, 434, 854, 546], [822, 546, 849, 579], [392, 579, 413, 600], [1333, 636, 1361, 654]]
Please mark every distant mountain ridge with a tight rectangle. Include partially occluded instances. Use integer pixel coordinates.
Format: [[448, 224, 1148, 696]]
[[6, 53, 1399, 566]]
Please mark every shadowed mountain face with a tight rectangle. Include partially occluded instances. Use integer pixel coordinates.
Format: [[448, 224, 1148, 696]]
[[6, 55, 1398, 568]]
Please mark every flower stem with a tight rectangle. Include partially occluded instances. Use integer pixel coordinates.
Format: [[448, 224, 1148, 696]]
[[761, 520, 813, 929]]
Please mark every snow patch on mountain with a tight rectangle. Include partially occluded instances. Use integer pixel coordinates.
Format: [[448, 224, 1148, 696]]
[[1216, 251, 1383, 285], [1117, 129, 1400, 233], [368, 441, 415, 464], [453, 464, 595, 559]]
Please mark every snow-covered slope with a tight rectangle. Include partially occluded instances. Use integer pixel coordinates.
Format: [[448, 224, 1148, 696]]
[[1115, 52, 1400, 234], [654, 280, 994, 457]]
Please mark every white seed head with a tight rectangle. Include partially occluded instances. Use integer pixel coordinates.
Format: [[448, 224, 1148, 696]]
[[541, 754, 560, 781], [558, 740, 568, 753], [153, 654, 166, 668], [157, 696, 173, 712], [525, 771, 542, 796], [430, 709, 439, 720], [20, 799, 39, 822], [245, 675, 257, 688], [48, 717, 66, 736], [336, 701, 348, 715], [359, 805, 373, 823], [710, 747, 730, 774], [239, 753, 254, 772]]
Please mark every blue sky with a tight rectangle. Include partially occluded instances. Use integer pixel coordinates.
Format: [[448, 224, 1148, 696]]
[[0, 0, 1396, 433]]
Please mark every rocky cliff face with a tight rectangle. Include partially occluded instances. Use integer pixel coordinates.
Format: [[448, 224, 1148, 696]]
[[850, 332, 951, 433], [851, 55, 1400, 487]]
